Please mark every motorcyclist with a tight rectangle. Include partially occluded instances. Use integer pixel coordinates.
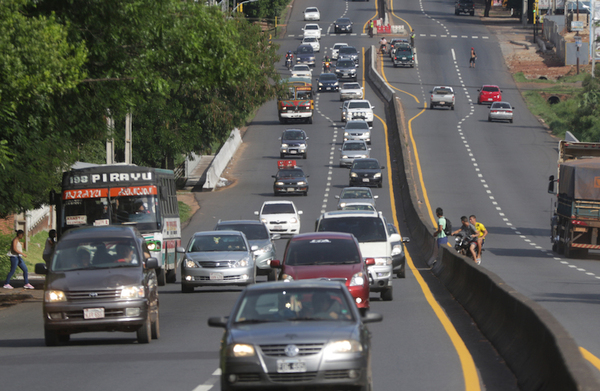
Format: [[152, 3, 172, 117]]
[[379, 37, 388, 54], [322, 55, 331, 71], [285, 51, 293, 69], [451, 216, 479, 263]]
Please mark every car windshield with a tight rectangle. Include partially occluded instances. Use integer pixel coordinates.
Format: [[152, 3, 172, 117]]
[[348, 102, 370, 109], [278, 169, 305, 178], [345, 121, 369, 130], [234, 287, 354, 323], [353, 160, 379, 169], [343, 142, 367, 151], [483, 86, 499, 92], [318, 216, 387, 242], [303, 38, 317, 43], [262, 203, 295, 214], [336, 18, 350, 24], [188, 235, 247, 252], [51, 237, 140, 271], [342, 204, 375, 211], [320, 74, 337, 81], [341, 189, 372, 199], [435, 88, 452, 94], [337, 60, 355, 68], [334, 44, 347, 49], [297, 46, 313, 54], [343, 83, 361, 90], [283, 131, 306, 140], [216, 224, 269, 240], [285, 238, 361, 266], [492, 102, 511, 109], [339, 47, 357, 54]]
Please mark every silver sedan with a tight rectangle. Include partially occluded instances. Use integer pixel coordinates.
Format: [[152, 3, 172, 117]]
[[339, 82, 364, 101], [488, 101, 514, 123], [339, 140, 370, 167], [208, 280, 382, 391]]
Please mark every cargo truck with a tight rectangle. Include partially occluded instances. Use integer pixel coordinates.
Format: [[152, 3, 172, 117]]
[[548, 141, 600, 257]]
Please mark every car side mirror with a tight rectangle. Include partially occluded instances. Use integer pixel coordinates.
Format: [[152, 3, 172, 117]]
[[208, 317, 228, 328], [306, 175, 310, 178], [254, 211, 259, 216], [270, 260, 282, 268], [271, 234, 281, 240], [381, 166, 385, 169], [335, 195, 340, 199], [146, 257, 159, 269], [35, 263, 47, 275], [251, 245, 259, 252], [368, 148, 372, 151], [272, 175, 276, 178], [176, 246, 186, 254], [389, 233, 401, 242], [477, 89, 481, 91], [298, 211, 304, 215], [374, 195, 379, 199], [402, 237, 410, 243]]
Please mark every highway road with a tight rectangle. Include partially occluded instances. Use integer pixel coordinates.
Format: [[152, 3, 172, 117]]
[[1, 0, 597, 390]]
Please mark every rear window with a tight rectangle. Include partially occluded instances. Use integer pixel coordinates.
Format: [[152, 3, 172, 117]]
[[215, 224, 269, 240], [285, 238, 361, 266], [339, 47, 358, 54], [493, 103, 511, 109], [297, 45, 314, 54], [262, 203, 295, 214], [483, 86, 499, 92], [435, 88, 452, 94], [317, 216, 387, 242]]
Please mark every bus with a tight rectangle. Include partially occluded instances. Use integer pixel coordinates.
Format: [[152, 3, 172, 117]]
[[51, 164, 181, 286]]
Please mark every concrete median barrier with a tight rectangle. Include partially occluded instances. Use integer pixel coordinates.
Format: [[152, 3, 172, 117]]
[[364, 45, 600, 390]]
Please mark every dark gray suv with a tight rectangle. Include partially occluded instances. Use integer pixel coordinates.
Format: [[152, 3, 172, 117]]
[[35, 226, 159, 346]]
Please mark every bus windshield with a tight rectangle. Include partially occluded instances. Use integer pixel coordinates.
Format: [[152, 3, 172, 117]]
[[63, 195, 160, 232]]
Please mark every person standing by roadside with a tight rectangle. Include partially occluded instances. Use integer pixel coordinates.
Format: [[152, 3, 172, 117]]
[[368, 20, 374, 38], [410, 29, 415, 47], [469, 47, 477, 68], [4, 230, 34, 289], [42, 229, 57, 265], [469, 215, 487, 263], [433, 207, 448, 247]]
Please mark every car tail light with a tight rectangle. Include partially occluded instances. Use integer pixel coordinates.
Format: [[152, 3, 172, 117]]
[[506, 110, 512, 113], [491, 110, 498, 113]]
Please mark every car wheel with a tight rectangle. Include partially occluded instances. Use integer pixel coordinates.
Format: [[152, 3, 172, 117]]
[[268, 268, 278, 281], [397, 261, 406, 278], [136, 313, 152, 344], [509, 118, 513, 123], [451, 105, 455, 111], [151, 309, 160, 339], [280, 153, 285, 159], [377, 182, 382, 188], [303, 152, 307, 159], [455, 10, 459, 15], [221, 377, 232, 391], [380, 287, 393, 301], [181, 283, 194, 293], [470, 11, 475, 15], [430, 104, 434, 109], [307, 116, 313, 124], [279, 116, 286, 124], [166, 269, 177, 283], [303, 191, 308, 196], [156, 267, 166, 286], [488, 117, 492, 122], [44, 327, 65, 346]]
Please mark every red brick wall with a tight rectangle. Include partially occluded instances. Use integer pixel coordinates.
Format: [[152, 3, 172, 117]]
[[0, 215, 15, 235]]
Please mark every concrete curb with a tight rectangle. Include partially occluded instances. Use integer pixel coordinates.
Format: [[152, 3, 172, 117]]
[[364, 43, 600, 389]]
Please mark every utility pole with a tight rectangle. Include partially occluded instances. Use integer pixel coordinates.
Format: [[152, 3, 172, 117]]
[[106, 110, 115, 164], [125, 112, 132, 164]]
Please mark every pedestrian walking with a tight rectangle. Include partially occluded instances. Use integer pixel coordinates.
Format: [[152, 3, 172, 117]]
[[469, 47, 477, 68], [42, 229, 56, 264], [4, 230, 34, 289], [433, 207, 448, 247]]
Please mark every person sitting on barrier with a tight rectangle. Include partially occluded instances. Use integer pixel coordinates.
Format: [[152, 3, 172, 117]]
[[469, 215, 487, 264]]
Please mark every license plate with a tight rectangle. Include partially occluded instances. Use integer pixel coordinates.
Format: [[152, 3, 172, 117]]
[[326, 87, 331, 90], [277, 359, 306, 373], [84, 308, 105, 319], [287, 188, 295, 192], [362, 178, 370, 182], [210, 273, 223, 280], [439, 102, 445, 105], [402, 57, 407, 60], [290, 150, 297, 154], [274, 225, 283, 230]]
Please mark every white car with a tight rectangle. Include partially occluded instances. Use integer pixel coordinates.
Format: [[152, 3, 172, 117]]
[[331, 43, 348, 60], [303, 7, 320, 21], [301, 37, 320, 52], [290, 64, 313, 77], [339, 82, 364, 101], [488, 101, 514, 123], [344, 100, 375, 127], [255, 201, 303, 237], [302, 24, 322, 40]]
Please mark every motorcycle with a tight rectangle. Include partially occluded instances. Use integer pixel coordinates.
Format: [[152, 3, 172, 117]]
[[323, 61, 331, 72], [380, 44, 387, 55], [285, 56, 293, 70], [454, 234, 481, 261]]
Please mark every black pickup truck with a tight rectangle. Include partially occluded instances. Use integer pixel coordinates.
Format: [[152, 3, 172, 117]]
[[455, 0, 475, 15]]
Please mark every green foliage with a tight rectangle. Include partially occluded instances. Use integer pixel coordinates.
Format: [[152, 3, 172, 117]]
[[244, 0, 291, 20], [0, 233, 12, 279], [178, 200, 192, 224]]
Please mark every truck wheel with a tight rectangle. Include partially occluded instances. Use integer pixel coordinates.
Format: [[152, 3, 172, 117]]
[[430, 104, 434, 109], [151, 309, 160, 339], [451, 105, 455, 110], [381, 287, 393, 301], [470, 11, 475, 15], [156, 268, 166, 286], [166, 269, 176, 283], [136, 313, 152, 344], [307, 117, 313, 124]]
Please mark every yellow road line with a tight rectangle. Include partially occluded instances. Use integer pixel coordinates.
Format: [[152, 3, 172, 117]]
[[376, 93, 480, 391], [580, 347, 600, 372], [362, 0, 379, 34], [378, 47, 420, 104], [389, 0, 413, 32]]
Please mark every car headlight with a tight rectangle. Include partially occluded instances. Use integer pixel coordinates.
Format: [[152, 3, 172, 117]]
[[254, 244, 273, 255], [297, 181, 307, 185], [228, 344, 256, 357], [45, 290, 66, 302], [298, 143, 306, 148], [350, 172, 358, 177], [325, 340, 363, 354], [373, 257, 392, 266], [260, 218, 267, 224], [281, 143, 288, 148], [235, 258, 250, 268], [349, 272, 365, 286], [276, 181, 285, 185], [374, 173, 381, 178], [318, 83, 323, 86], [335, 24, 339, 28], [184, 259, 198, 268], [342, 155, 348, 159], [339, 202, 347, 208], [333, 82, 339, 86], [391, 244, 403, 256], [120, 285, 145, 299], [289, 217, 298, 224], [344, 132, 350, 136], [281, 273, 294, 281]]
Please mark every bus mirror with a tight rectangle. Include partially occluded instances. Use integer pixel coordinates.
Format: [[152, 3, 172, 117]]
[[548, 175, 555, 194]]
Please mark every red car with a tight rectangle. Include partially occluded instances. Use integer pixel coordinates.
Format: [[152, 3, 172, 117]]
[[477, 85, 502, 104], [270, 232, 373, 313]]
